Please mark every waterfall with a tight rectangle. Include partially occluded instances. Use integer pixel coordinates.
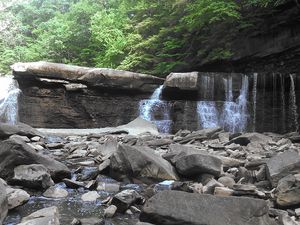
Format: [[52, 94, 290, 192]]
[[139, 85, 171, 133], [221, 75, 249, 133], [197, 101, 219, 128], [280, 74, 286, 132], [252, 73, 258, 131], [0, 76, 21, 124], [197, 75, 249, 133], [289, 74, 299, 131]]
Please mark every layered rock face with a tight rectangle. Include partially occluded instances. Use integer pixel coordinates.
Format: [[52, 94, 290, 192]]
[[12, 62, 164, 129]]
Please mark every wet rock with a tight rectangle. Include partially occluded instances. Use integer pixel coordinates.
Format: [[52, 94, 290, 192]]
[[18, 206, 60, 225], [266, 149, 300, 187], [6, 187, 30, 209], [228, 133, 272, 146], [175, 153, 222, 177], [63, 178, 85, 189], [85, 180, 97, 190], [104, 205, 117, 218], [0, 122, 44, 139], [12, 164, 54, 189], [43, 186, 68, 198], [98, 159, 110, 173], [111, 189, 143, 213], [0, 181, 8, 224], [140, 191, 276, 225], [97, 182, 120, 193], [93, 140, 118, 161], [276, 174, 300, 207], [110, 144, 178, 183], [0, 137, 71, 182], [81, 191, 100, 202]]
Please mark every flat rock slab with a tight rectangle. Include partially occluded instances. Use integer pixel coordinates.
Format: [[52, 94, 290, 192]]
[[12, 61, 164, 92], [140, 191, 276, 225], [0, 122, 44, 139], [18, 206, 60, 225], [175, 153, 223, 177], [266, 149, 300, 187], [164, 72, 199, 91], [228, 133, 272, 146], [110, 144, 178, 183]]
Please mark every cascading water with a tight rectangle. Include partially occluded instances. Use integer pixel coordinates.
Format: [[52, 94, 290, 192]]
[[197, 75, 250, 133], [252, 73, 258, 131], [0, 76, 21, 124], [139, 85, 171, 133], [288, 74, 299, 131]]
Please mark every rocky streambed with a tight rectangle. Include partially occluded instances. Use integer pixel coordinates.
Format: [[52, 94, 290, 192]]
[[1, 118, 300, 225]]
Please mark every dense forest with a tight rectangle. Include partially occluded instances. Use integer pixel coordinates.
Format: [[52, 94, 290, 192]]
[[0, 0, 286, 76]]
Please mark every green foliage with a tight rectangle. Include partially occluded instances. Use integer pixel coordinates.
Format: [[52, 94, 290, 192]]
[[0, 0, 284, 75]]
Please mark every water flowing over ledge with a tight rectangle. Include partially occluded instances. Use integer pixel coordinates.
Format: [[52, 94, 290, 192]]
[[0, 76, 21, 124], [9, 62, 300, 134]]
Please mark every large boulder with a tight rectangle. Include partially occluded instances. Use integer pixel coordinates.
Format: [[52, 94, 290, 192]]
[[12, 164, 54, 189], [140, 191, 276, 225], [17, 206, 60, 225], [0, 181, 8, 224], [276, 174, 300, 207], [0, 136, 71, 182], [266, 149, 300, 187], [110, 144, 179, 183], [175, 154, 223, 177], [164, 72, 199, 91], [227, 133, 272, 146], [12, 61, 164, 92], [0, 122, 44, 139]]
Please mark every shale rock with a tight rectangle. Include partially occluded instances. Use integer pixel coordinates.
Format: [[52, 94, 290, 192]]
[[12, 164, 54, 189], [6, 187, 30, 209], [175, 153, 223, 177], [111, 189, 143, 213], [228, 133, 272, 146], [276, 174, 300, 207], [17, 206, 60, 225], [0, 136, 71, 182], [0, 122, 44, 139], [266, 149, 300, 187], [140, 191, 276, 225], [12, 61, 164, 92], [0, 181, 8, 225], [110, 144, 178, 183], [43, 186, 68, 198], [164, 72, 199, 91]]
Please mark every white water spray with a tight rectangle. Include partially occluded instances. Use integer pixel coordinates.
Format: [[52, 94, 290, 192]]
[[139, 85, 171, 133], [0, 76, 21, 124], [289, 74, 299, 131]]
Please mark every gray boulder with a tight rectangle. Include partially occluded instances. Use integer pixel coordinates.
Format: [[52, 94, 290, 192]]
[[175, 153, 223, 177], [0, 181, 8, 224], [12, 164, 54, 189], [110, 144, 178, 183], [164, 72, 199, 91], [0, 122, 44, 139], [140, 191, 276, 225], [228, 133, 272, 146], [12, 61, 164, 93], [17, 206, 60, 225], [0, 136, 71, 182], [111, 189, 143, 213], [6, 187, 30, 209], [266, 149, 300, 187], [276, 174, 300, 207]]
